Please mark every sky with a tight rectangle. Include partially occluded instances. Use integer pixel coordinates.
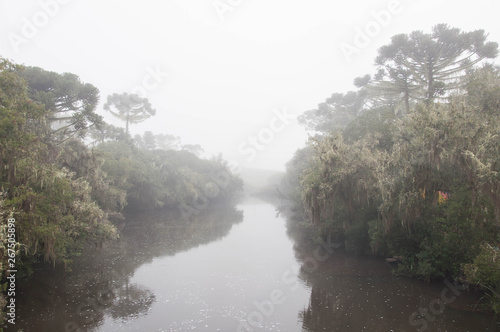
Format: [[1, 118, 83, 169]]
[[1, 0, 500, 171]]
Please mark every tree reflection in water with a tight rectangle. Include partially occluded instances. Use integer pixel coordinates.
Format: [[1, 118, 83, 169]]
[[299, 285, 336, 330], [108, 281, 156, 321], [277, 206, 495, 332], [288, 225, 498, 332], [15, 201, 243, 332]]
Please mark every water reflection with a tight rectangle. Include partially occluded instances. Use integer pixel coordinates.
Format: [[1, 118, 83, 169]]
[[107, 282, 156, 321], [286, 222, 499, 332], [13, 202, 243, 332], [13, 199, 500, 332]]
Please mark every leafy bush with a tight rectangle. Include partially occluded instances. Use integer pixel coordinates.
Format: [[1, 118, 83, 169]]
[[464, 243, 500, 313]]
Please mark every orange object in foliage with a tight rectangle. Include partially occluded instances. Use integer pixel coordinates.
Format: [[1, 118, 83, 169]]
[[438, 191, 450, 204]]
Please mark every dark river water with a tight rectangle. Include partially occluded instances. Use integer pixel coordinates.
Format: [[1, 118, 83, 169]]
[[10, 199, 500, 331]]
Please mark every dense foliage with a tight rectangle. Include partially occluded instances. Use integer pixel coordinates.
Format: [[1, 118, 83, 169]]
[[0, 58, 117, 273], [282, 25, 500, 311], [0, 58, 242, 289], [96, 141, 242, 212]]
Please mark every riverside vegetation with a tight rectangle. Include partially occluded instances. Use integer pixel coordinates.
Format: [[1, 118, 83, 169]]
[[2, 22, 500, 326], [280, 24, 500, 314], [0, 57, 243, 326]]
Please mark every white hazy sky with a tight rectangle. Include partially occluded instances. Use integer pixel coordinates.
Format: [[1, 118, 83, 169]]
[[1, 0, 499, 171]]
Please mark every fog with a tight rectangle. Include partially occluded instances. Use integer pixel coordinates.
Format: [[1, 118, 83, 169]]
[[4, 2, 500, 330], [2, 0, 499, 170]]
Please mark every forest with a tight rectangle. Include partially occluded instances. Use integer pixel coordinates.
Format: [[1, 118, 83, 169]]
[[3, 21, 500, 327], [280, 24, 500, 313], [0, 57, 243, 323]]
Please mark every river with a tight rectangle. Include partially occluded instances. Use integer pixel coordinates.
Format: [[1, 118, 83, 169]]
[[11, 199, 500, 331]]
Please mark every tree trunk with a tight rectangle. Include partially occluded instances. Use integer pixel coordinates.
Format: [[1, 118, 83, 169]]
[[126, 113, 130, 135], [404, 90, 410, 115], [426, 59, 435, 105]]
